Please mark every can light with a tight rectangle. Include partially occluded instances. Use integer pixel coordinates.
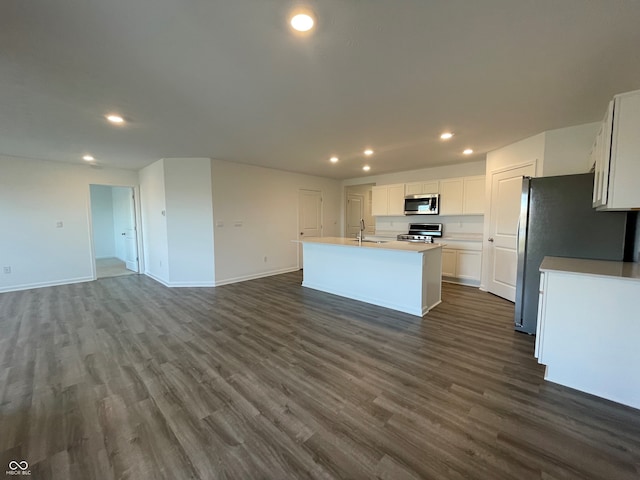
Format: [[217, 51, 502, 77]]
[[290, 13, 315, 32], [363, 165, 371, 172], [106, 114, 125, 124], [330, 156, 339, 163], [363, 149, 374, 156], [82, 155, 95, 161], [440, 132, 454, 140], [463, 148, 474, 155]]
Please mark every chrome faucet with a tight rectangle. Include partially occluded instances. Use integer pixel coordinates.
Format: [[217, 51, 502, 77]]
[[357, 218, 365, 245]]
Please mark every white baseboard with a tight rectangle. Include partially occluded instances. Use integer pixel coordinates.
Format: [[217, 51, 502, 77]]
[[215, 267, 299, 287], [144, 272, 171, 287], [0, 276, 94, 294], [166, 280, 215, 288], [143, 272, 214, 288]]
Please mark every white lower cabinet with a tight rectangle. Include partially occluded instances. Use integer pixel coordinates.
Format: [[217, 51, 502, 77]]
[[439, 242, 482, 285], [536, 257, 640, 410], [441, 249, 457, 277]]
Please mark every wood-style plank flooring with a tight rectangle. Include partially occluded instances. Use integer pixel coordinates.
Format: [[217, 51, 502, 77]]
[[1, 272, 639, 479]]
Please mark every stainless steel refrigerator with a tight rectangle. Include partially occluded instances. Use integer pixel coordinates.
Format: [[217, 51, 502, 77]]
[[514, 173, 632, 334]]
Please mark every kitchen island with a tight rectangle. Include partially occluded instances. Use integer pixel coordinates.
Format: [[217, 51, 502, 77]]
[[299, 237, 442, 316]]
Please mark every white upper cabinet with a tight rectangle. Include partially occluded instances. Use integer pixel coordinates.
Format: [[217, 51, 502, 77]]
[[593, 89, 640, 210], [405, 181, 439, 195], [372, 184, 405, 216], [439, 178, 464, 215], [439, 175, 485, 216], [462, 176, 485, 215]]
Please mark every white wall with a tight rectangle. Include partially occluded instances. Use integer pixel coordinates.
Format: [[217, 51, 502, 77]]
[[485, 133, 545, 178], [90, 185, 116, 258], [139, 159, 170, 284], [0, 155, 139, 293], [542, 122, 599, 177], [211, 159, 341, 285], [164, 158, 215, 286]]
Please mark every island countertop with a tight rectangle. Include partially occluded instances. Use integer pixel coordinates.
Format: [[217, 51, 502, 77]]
[[298, 236, 443, 253]]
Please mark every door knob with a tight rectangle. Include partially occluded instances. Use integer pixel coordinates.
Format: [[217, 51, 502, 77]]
[[121, 233, 126, 236], [300, 232, 304, 235], [488, 237, 494, 242]]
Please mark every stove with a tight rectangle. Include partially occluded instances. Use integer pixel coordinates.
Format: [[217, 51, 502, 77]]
[[397, 223, 443, 243]]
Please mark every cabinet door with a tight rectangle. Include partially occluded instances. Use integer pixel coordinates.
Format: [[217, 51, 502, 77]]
[[405, 182, 422, 195], [422, 181, 439, 194], [593, 102, 613, 208], [439, 178, 464, 215], [441, 248, 457, 277], [606, 90, 640, 209], [371, 186, 389, 216], [462, 176, 485, 215], [387, 184, 406, 215], [456, 250, 482, 280]]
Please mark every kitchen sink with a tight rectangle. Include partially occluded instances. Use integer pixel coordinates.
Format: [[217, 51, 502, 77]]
[[351, 238, 389, 244]]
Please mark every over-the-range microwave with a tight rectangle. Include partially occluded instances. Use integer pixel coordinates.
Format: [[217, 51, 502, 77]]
[[404, 193, 439, 215]]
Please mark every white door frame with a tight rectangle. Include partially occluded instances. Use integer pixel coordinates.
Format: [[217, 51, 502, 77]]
[[88, 184, 144, 280]]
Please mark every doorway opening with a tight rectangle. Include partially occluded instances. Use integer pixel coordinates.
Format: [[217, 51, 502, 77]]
[[345, 184, 375, 238], [90, 185, 140, 279]]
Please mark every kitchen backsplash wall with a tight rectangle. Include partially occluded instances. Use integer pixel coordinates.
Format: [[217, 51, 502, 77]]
[[375, 215, 484, 237]]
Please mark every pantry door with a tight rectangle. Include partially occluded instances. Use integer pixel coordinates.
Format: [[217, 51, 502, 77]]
[[486, 162, 536, 301], [298, 189, 322, 268]]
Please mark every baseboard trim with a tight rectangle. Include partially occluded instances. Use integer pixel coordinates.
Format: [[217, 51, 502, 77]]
[[144, 272, 171, 287], [215, 267, 299, 287], [442, 276, 481, 287], [166, 280, 215, 288], [0, 276, 94, 294]]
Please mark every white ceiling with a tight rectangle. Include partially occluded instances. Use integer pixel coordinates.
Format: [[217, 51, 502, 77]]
[[1, 0, 639, 179]]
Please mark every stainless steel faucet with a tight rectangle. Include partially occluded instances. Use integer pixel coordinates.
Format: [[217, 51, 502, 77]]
[[357, 218, 365, 245]]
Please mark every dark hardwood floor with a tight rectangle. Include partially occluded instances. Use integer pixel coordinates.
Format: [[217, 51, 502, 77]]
[[1, 272, 638, 479]]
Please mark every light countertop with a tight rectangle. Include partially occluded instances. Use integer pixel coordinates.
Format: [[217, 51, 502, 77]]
[[298, 236, 443, 253], [540, 256, 640, 282]]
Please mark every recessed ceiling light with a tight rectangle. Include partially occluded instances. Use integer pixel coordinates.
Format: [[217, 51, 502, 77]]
[[440, 132, 454, 140], [106, 114, 125, 124], [463, 148, 474, 155], [363, 165, 371, 172], [330, 156, 339, 163], [290, 12, 315, 32], [82, 155, 95, 161], [363, 149, 374, 156]]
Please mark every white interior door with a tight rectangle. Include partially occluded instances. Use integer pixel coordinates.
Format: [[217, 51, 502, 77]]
[[298, 189, 322, 268], [346, 193, 364, 238], [487, 163, 535, 301], [125, 189, 139, 272]]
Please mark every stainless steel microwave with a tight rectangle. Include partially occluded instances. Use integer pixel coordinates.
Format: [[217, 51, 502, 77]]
[[404, 194, 439, 215]]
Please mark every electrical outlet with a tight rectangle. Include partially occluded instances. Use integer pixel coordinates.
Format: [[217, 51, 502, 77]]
[[56, 221, 63, 228], [3, 266, 11, 274]]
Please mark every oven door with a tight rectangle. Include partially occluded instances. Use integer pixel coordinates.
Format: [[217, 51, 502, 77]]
[[404, 195, 439, 215]]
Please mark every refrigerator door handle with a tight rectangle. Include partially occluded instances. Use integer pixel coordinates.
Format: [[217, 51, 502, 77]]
[[514, 177, 531, 328]]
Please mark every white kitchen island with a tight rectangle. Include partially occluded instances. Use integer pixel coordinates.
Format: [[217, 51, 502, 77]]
[[300, 237, 442, 316]]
